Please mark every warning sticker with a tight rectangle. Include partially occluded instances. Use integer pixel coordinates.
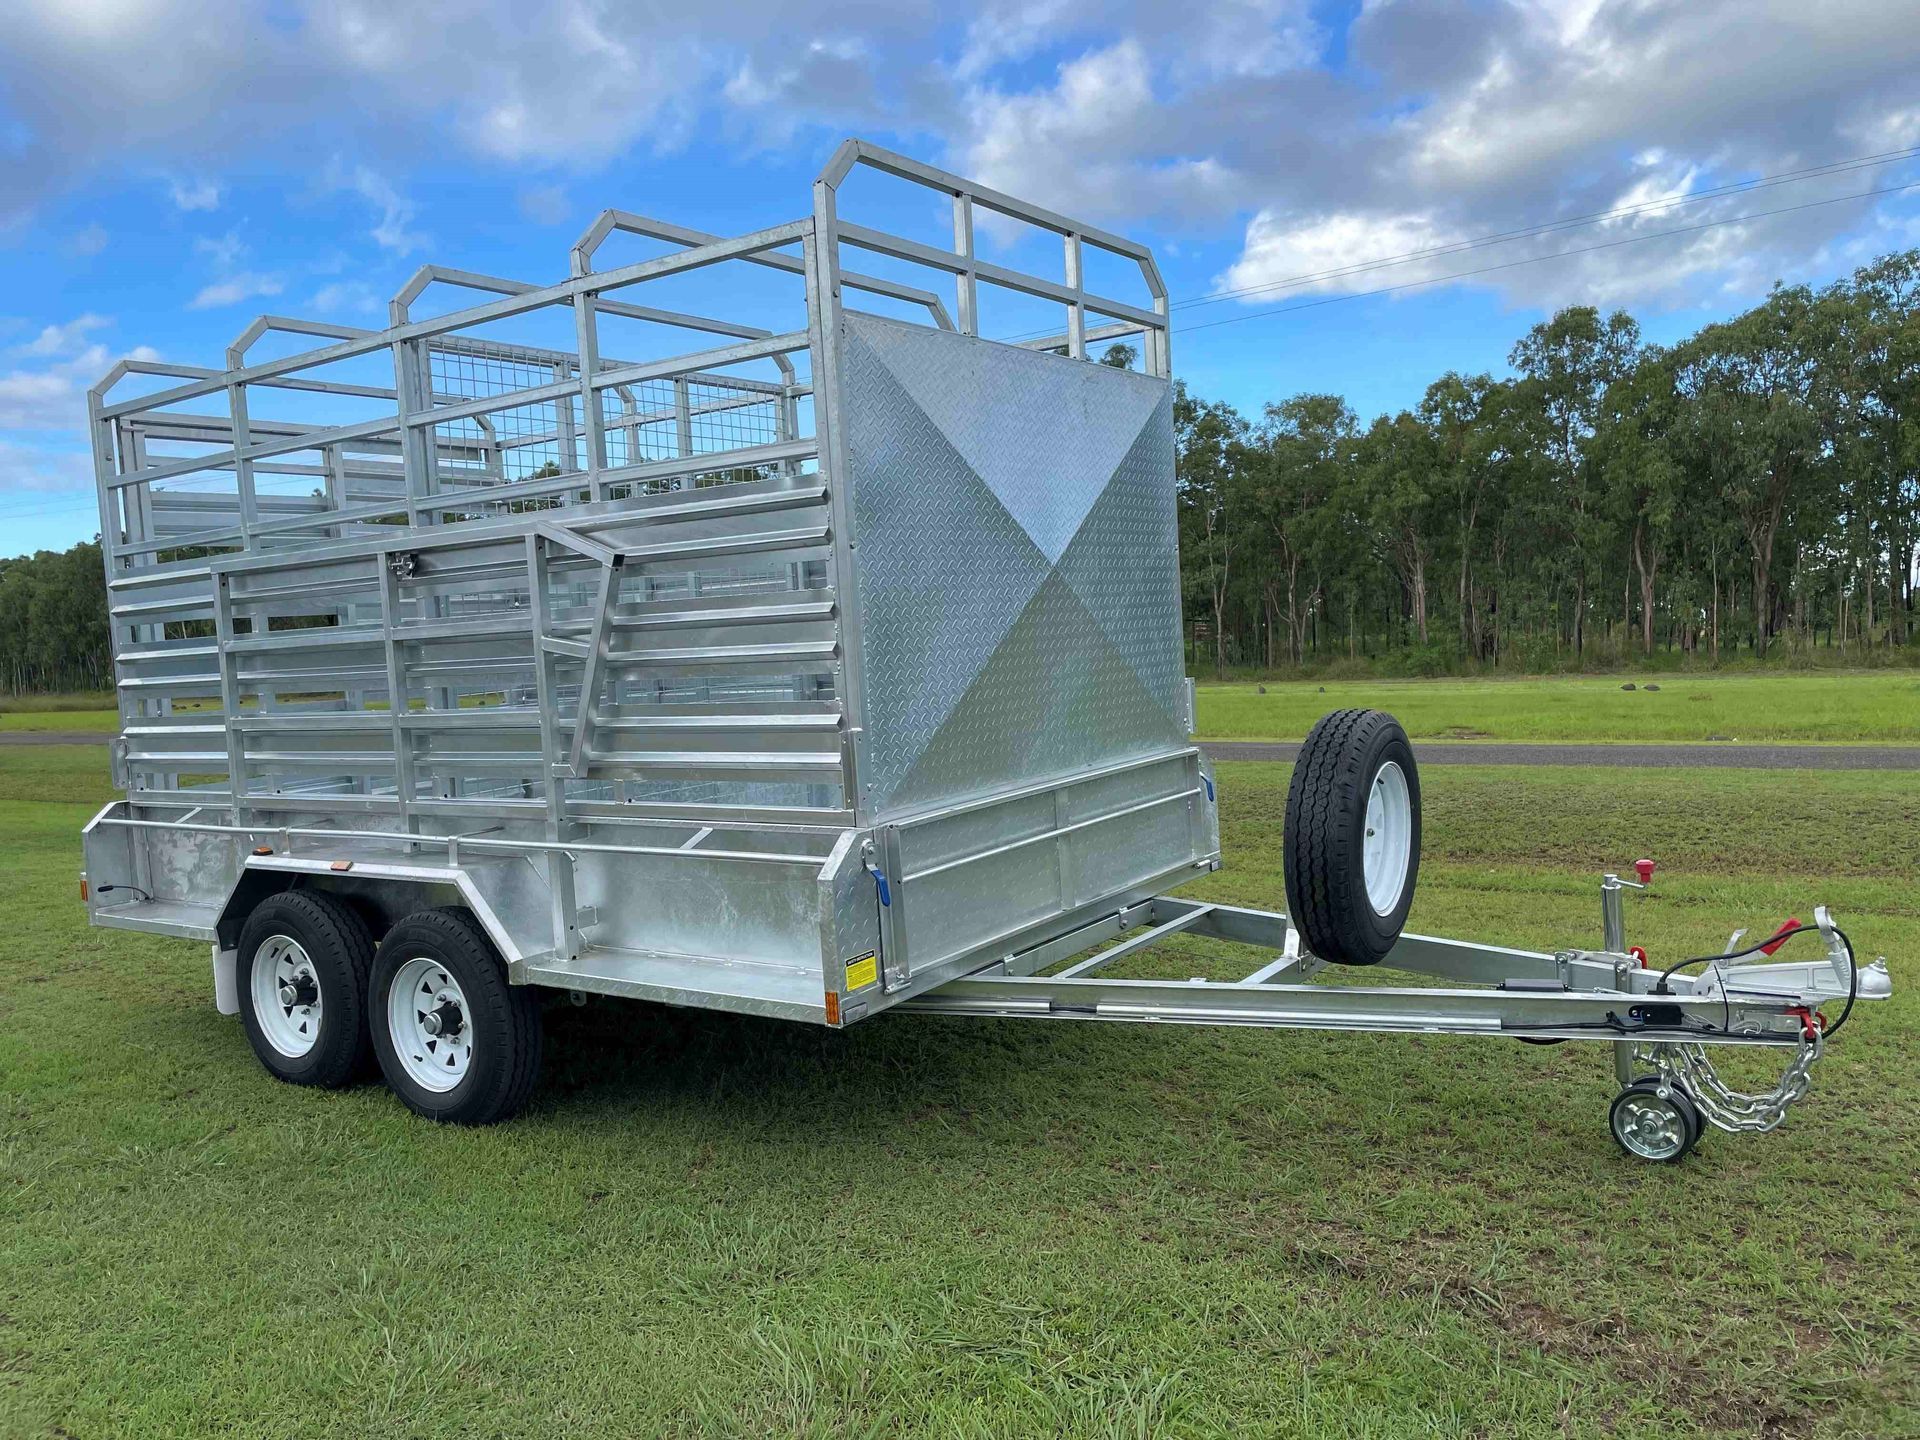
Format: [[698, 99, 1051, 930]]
[[844, 952, 879, 991]]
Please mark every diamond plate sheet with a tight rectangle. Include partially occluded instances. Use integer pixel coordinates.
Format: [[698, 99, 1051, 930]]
[[886, 572, 1178, 813], [1054, 388, 1183, 725], [853, 316, 1167, 563], [842, 324, 1053, 810], [841, 314, 1186, 819]]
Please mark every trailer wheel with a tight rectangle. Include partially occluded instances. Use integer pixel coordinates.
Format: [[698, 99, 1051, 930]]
[[1609, 1078, 1702, 1162], [1282, 708, 1421, 965], [370, 908, 542, 1125], [235, 891, 376, 1088]]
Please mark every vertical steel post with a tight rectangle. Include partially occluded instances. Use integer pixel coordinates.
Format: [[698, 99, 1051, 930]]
[[572, 290, 607, 500], [673, 377, 694, 487], [377, 557, 417, 837], [212, 573, 251, 827], [1064, 233, 1086, 360], [525, 533, 569, 837], [952, 192, 977, 336], [1602, 874, 1634, 1084], [89, 396, 137, 788], [803, 208, 868, 825], [391, 336, 433, 529]]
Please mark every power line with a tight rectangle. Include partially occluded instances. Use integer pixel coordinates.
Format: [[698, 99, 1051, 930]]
[[0, 496, 100, 523], [995, 143, 1920, 343], [1175, 145, 1920, 314], [1174, 177, 1920, 335], [7, 161, 1917, 527]]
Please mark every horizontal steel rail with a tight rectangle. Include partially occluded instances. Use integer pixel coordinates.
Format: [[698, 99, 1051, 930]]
[[901, 973, 1808, 1045], [94, 220, 815, 418], [89, 813, 833, 868]]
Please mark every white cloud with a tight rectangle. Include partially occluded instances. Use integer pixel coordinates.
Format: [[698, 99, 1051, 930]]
[[310, 280, 381, 315], [1, 316, 160, 430], [323, 161, 426, 255], [0, 369, 81, 430], [953, 0, 1920, 314], [168, 176, 222, 212], [1218, 210, 1464, 302], [194, 229, 248, 269], [0, 436, 96, 494], [188, 272, 284, 310], [0, 0, 1915, 323], [961, 41, 1243, 226], [20, 314, 110, 358]]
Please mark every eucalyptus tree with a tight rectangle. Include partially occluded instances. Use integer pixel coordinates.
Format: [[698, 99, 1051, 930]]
[[1672, 286, 1829, 657], [1418, 372, 1511, 658], [1356, 410, 1441, 646], [1836, 252, 1920, 643], [1595, 349, 1683, 655], [1174, 382, 1249, 671], [1508, 306, 1642, 653], [1245, 394, 1357, 665]]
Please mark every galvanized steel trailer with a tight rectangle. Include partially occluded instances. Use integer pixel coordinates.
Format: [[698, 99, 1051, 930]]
[[80, 141, 1887, 1152]]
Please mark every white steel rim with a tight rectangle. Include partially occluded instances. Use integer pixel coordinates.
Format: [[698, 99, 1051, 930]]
[[1362, 760, 1413, 915], [388, 957, 474, 1093], [1615, 1091, 1688, 1160], [252, 934, 323, 1059]]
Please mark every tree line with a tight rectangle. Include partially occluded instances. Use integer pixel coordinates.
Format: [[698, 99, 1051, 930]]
[[3, 254, 1916, 697], [0, 541, 111, 695], [1177, 250, 1920, 673]]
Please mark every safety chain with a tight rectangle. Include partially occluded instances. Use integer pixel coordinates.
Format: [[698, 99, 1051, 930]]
[[1632, 1031, 1823, 1134]]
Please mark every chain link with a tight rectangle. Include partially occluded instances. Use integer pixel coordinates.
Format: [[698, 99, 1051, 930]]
[[1632, 1033, 1823, 1134]]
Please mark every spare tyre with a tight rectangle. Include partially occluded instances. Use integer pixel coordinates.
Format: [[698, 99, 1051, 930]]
[[1282, 708, 1421, 965]]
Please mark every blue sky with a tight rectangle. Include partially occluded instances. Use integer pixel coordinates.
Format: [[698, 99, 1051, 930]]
[[3, 0, 1918, 557]]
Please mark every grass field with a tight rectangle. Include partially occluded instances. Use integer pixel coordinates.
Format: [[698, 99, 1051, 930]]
[[3, 742, 1916, 1437], [12, 670, 1920, 746], [1197, 671, 1920, 745]]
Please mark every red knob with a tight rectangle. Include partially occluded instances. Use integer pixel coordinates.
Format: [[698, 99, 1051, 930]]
[[1633, 858, 1656, 885]]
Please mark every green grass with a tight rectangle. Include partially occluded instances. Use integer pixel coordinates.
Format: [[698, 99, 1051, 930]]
[[0, 691, 115, 714], [24, 669, 1920, 748], [1198, 671, 1920, 745], [3, 747, 1916, 1437], [0, 707, 118, 733]]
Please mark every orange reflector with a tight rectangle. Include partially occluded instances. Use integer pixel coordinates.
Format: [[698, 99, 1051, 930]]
[[252, 845, 273, 856], [80, 878, 89, 903], [823, 990, 841, 1026], [330, 860, 353, 873]]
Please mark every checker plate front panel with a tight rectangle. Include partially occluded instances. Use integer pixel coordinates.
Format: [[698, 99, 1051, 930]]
[[842, 314, 1185, 819]]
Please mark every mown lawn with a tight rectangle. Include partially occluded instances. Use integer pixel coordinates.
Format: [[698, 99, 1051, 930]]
[[1197, 671, 1920, 745], [2, 746, 1915, 1437], [0, 708, 119, 734]]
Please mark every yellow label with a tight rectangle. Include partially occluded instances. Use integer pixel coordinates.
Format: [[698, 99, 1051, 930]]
[[844, 952, 879, 991]]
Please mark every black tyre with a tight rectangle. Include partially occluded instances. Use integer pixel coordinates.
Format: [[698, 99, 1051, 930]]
[[236, 890, 377, 1088], [370, 908, 542, 1125], [1609, 1077, 1702, 1162], [1282, 708, 1421, 966]]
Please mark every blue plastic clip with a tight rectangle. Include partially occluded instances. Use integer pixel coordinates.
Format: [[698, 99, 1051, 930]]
[[1201, 773, 1215, 803], [865, 860, 891, 907]]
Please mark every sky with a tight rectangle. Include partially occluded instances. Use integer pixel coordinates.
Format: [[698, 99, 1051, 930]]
[[2, 0, 1918, 557]]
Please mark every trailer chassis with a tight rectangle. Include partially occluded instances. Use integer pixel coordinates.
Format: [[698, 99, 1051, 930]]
[[900, 887, 1891, 1156]]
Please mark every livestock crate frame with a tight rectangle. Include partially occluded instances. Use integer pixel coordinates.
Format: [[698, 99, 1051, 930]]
[[81, 140, 1888, 1155]]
